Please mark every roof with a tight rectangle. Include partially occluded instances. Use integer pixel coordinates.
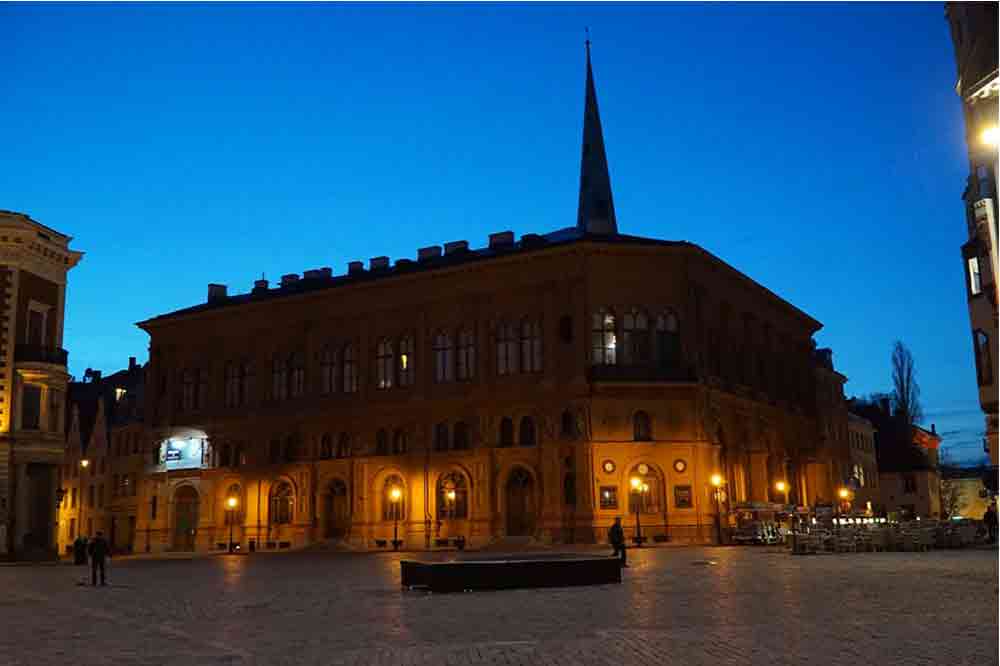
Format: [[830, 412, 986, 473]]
[[136, 228, 822, 331], [66, 362, 146, 454]]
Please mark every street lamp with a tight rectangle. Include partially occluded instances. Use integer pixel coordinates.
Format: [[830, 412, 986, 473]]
[[630, 477, 648, 546], [226, 496, 238, 552], [711, 474, 725, 545], [982, 126, 999, 147], [836, 487, 851, 531], [389, 486, 403, 551], [80, 459, 90, 470]]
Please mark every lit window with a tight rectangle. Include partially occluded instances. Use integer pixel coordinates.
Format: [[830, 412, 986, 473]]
[[968, 257, 982, 296], [600, 486, 618, 509], [398, 336, 414, 387], [622, 309, 649, 364], [115, 387, 127, 402], [591, 310, 617, 365], [437, 473, 468, 519], [376, 339, 395, 390]]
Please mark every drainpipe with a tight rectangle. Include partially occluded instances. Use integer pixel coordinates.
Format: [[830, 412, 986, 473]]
[[424, 429, 431, 549]]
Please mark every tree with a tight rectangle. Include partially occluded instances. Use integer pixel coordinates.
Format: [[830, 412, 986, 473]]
[[940, 477, 965, 519], [891, 341, 923, 426]]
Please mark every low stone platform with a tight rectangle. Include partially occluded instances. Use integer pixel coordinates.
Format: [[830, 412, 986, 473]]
[[401, 553, 622, 592]]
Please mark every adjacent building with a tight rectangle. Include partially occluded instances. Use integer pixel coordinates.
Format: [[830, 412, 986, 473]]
[[847, 411, 879, 514], [946, 2, 999, 466], [0, 210, 83, 559]]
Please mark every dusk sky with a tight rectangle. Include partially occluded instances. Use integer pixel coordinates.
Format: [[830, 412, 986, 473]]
[[2, 3, 986, 462]]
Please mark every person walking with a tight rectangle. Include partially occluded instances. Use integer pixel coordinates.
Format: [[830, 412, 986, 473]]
[[608, 516, 628, 567], [985, 504, 998, 543], [87, 531, 111, 586], [72, 535, 88, 566]]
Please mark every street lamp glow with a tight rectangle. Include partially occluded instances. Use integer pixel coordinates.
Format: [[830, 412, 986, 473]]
[[775, 481, 787, 493], [80, 459, 90, 469], [710, 473, 723, 488], [227, 496, 238, 509], [982, 126, 999, 146], [446, 489, 456, 502], [630, 476, 642, 490], [389, 486, 402, 502], [838, 487, 850, 500]]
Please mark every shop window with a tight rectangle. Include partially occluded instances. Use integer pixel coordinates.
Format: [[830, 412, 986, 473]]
[[437, 472, 468, 519], [600, 486, 618, 509], [269, 482, 294, 525]]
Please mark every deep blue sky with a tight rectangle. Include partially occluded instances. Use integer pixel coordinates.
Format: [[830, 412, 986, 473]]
[[2, 3, 986, 462]]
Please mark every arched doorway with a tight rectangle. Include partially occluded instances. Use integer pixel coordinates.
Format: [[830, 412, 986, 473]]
[[323, 479, 350, 538], [505, 468, 535, 537], [172, 486, 199, 551]]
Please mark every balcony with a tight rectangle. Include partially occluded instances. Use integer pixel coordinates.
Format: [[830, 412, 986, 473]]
[[588, 364, 697, 383], [15, 344, 68, 366]]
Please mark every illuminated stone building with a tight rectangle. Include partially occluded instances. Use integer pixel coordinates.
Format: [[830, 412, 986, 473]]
[[846, 412, 879, 514], [0, 210, 82, 559], [131, 47, 849, 553], [946, 2, 999, 465]]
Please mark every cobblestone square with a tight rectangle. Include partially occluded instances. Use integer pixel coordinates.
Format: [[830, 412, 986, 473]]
[[2, 546, 997, 665]]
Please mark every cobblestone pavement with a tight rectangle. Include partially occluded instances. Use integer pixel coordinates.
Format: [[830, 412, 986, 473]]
[[2, 546, 997, 665]]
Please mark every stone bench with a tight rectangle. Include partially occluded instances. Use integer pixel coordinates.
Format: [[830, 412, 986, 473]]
[[401, 555, 621, 593]]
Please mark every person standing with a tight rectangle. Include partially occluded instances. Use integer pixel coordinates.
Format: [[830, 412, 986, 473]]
[[608, 516, 628, 567], [72, 535, 88, 566], [87, 531, 111, 586], [985, 505, 998, 543]]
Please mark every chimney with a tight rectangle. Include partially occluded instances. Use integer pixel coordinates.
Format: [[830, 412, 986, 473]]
[[252, 278, 269, 294], [348, 261, 364, 275], [489, 231, 514, 248], [128, 356, 137, 371], [931, 423, 937, 435], [444, 240, 469, 255], [879, 397, 890, 416], [418, 246, 442, 262], [207, 283, 227, 303], [370, 256, 389, 271], [303, 269, 322, 280], [280, 274, 300, 287], [319, 267, 332, 278]]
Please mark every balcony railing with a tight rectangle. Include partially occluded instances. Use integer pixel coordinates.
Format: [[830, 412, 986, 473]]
[[588, 364, 697, 383], [15, 344, 68, 366]]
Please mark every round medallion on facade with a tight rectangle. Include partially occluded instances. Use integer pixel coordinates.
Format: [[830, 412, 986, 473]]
[[602, 460, 616, 474], [673, 459, 687, 473], [637, 463, 649, 475]]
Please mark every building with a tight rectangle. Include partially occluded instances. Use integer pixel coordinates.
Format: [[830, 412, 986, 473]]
[[946, 2, 999, 466], [939, 464, 994, 520], [847, 411, 879, 514], [129, 46, 850, 554], [59, 359, 146, 556], [0, 211, 83, 560]]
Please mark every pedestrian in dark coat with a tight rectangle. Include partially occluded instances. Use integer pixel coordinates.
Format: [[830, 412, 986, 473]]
[[608, 516, 628, 567], [87, 532, 111, 586], [985, 505, 998, 543], [73, 536, 88, 566]]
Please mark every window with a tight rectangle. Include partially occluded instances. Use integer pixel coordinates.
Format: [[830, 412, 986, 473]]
[[600, 486, 618, 509], [336, 433, 351, 459], [320, 347, 338, 394], [453, 421, 470, 450], [375, 429, 389, 456], [434, 423, 449, 451], [239, 361, 252, 405], [320, 434, 333, 460], [151, 495, 157, 520], [496, 322, 518, 375], [398, 336, 414, 387], [853, 463, 865, 488], [272, 356, 289, 401], [437, 472, 468, 519], [376, 339, 395, 390], [269, 482, 294, 525], [433, 332, 454, 383], [622, 309, 649, 364], [392, 429, 407, 455], [342, 344, 358, 393], [456, 329, 476, 381], [181, 369, 195, 411], [656, 310, 681, 368], [21, 385, 41, 430], [520, 319, 543, 373], [220, 443, 232, 467], [27, 308, 45, 346], [968, 257, 982, 296], [383, 476, 405, 521], [519, 416, 536, 447], [499, 417, 514, 447], [561, 410, 576, 439], [290, 352, 305, 397], [564, 473, 576, 506], [974, 330, 993, 386], [902, 474, 917, 494], [225, 362, 239, 407], [591, 310, 617, 365], [633, 411, 652, 442]]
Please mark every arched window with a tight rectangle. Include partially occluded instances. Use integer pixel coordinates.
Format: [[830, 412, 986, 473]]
[[290, 352, 305, 397], [433, 332, 454, 383], [336, 433, 351, 459], [383, 475, 405, 521], [519, 416, 536, 447], [434, 423, 449, 451], [591, 310, 617, 365], [224, 361, 239, 407], [974, 330, 993, 386], [437, 472, 468, 519], [633, 411, 652, 442], [561, 410, 576, 439], [496, 322, 519, 375], [392, 429, 408, 455], [852, 463, 865, 488], [269, 482, 294, 525], [456, 328, 476, 381], [398, 336, 414, 387], [453, 421, 470, 450], [375, 429, 389, 456], [623, 309, 649, 364], [224, 484, 243, 525], [342, 343, 358, 393], [499, 417, 514, 447], [376, 338, 394, 390], [627, 465, 661, 515], [320, 434, 333, 460], [320, 347, 338, 394], [520, 319, 543, 373], [272, 355, 289, 401]]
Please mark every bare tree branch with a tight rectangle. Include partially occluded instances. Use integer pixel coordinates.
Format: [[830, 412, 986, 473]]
[[891, 341, 923, 426]]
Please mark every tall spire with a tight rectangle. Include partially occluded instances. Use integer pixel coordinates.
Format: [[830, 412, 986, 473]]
[[576, 35, 618, 235]]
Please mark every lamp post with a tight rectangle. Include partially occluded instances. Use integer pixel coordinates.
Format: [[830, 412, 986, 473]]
[[711, 473, 725, 545], [775, 480, 792, 550], [226, 496, 238, 552], [79, 459, 89, 539], [389, 486, 402, 551], [630, 477, 648, 546]]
